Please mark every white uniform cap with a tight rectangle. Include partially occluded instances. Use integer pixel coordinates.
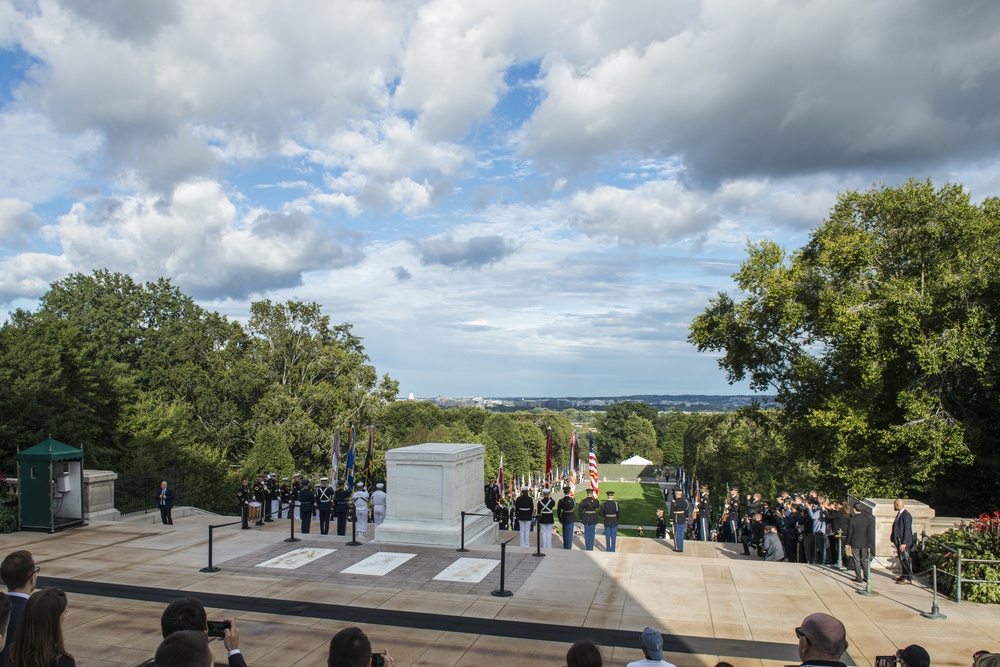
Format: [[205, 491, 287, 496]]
[[320, 476, 328, 481], [376, 483, 384, 489], [542, 487, 551, 493], [357, 482, 364, 487], [521, 485, 529, 491]]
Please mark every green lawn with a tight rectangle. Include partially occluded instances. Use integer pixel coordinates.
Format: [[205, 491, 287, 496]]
[[571, 481, 666, 527]]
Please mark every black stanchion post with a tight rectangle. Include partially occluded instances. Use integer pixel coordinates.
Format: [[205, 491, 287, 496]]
[[457, 511, 469, 553], [492, 537, 515, 597], [200, 524, 221, 573], [833, 534, 847, 571], [858, 553, 879, 597], [347, 507, 362, 546], [921, 565, 947, 620], [533, 515, 545, 558], [285, 500, 300, 543]]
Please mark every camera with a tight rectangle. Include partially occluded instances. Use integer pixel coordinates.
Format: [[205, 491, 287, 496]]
[[371, 653, 385, 667], [207, 620, 231, 638], [875, 656, 898, 667]]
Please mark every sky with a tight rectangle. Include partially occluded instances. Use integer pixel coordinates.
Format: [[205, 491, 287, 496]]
[[2, 1, 1000, 399]]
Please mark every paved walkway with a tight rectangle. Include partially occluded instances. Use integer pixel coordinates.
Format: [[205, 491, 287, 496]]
[[3, 516, 997, 667]]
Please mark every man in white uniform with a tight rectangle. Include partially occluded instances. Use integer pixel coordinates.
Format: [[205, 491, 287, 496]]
[[371, 482, 387, 528], [353, 482, 370, 536]]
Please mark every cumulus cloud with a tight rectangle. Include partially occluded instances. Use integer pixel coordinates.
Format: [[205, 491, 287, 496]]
[[0, 112, 101, 203], [411, 234, 515, 269], [521, 1, 1000, 183], [0, 199, 42, 247], [0, 180, 360, 302]]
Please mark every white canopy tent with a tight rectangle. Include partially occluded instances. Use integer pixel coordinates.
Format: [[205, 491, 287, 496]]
[[620, 455, 653, 465]]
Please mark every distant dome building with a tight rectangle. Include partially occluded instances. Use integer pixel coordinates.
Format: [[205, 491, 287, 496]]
[[408, 392, 415, 401]]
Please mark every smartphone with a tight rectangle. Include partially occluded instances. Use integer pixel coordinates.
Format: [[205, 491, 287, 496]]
[[875, 656, 897, 667], [371, 653, 385, 667], [207, 620, 231, 638]]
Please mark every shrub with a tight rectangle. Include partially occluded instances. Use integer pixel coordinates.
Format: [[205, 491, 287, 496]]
[[923, 512, 1000, 603]]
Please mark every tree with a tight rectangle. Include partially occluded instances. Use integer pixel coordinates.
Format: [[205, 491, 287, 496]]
[[593, 401, 658, 462], [690, 180, 999, 509], [654, 412, 687, 466], [244, 424, 295, 481], [623, 413, 661, 464]]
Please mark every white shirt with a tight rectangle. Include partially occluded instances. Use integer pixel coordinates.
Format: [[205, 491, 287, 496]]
[[626, 660, 676, 667], [371, 490, 387, 507], [353, 490, 370, 508]]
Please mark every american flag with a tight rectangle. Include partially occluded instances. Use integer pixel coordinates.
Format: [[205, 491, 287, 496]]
[[588, 431, 599, 497], [496, 455, 505, 499]]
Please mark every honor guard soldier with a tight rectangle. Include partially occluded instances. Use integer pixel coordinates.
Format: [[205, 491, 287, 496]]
[[265, 473, 278, 521], [537, 487, 555, 549], [671, 488, 690, 552], [292, 474, 303, 520], [514, 485, 534, 547], [298, 480, 315, 534], [353, 482, 370, 536], [237, 477, 251, 530], [697, 487, 711, 541], [316, 477, 333, 535], [279, 478, 291, 518], [371, 482, 387, 528], [725, 487, 740, 543], [656, 510, 666, 539], [578, 488, 600, 550], [334, 480, 351, 535], [599, 490, 620, 552], [496, 501, 510, 530], [558, 485, 576, 549], [252, 476, 266, 525]]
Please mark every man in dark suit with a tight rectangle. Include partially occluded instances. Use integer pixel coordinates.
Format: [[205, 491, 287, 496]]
[[0, 550, 38, 667], [846, 502, 875, 583], [891, 498, 914, 584], [158, 481, 174, 525], [131, 597, 250, 667]]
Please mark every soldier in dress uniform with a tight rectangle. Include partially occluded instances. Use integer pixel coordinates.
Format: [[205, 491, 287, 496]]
[[724, 487, 740, 543], [237, 477, 251, 529], [599, 490, 620, 552], [577, 488, 600, 551], [371, 482, 387, 528], [537, 487, 555, 549], [334, 480, 351, 535], [292, 474, 303, 520], [265, 473, 278, 521], [353, 482, 370, 536], [671, 488, 690, 552], [298, 480, 315, 534], [316, 477, 333, 535], [496, 501, 510, 530], [252, 475, 266, 525], [557, 485, 576, 549], [279, 477, 291, 518], [697, 486, 711, 541], [514, 485, 534, 547]]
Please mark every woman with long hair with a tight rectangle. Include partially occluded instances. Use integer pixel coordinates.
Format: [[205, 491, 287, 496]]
[[7, 588, 75, 667]]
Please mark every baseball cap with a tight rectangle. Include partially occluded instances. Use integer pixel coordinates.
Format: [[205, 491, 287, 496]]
[[641, 627, 663, 660]]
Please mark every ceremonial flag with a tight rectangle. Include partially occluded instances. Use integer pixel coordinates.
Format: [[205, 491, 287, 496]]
[[362, 426, 375, 489], [496, 456, 505, 499], [588, 431, 599, 497], [544, 427, 553, 484], [331, 426, 341, 481], [345, 427, 356, 489], [569, 430, 577, 475]]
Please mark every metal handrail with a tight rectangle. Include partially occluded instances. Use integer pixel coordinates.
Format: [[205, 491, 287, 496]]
[[930, 543, 1000, 603]]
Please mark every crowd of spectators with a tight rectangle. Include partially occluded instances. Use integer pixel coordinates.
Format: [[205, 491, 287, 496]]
[[3, 548, 993, 667]]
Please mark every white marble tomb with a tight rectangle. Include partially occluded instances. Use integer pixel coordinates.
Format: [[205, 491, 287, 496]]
[[372, 442, 498, 547]]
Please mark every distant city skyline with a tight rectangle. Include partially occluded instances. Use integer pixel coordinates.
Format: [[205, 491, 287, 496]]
[[3, 2, 999, 398]]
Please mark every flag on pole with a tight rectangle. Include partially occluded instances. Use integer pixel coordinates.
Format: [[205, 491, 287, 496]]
[[588, 431, 599, 497], [497, 456, 505, 500], [569, 430, 577, 475], [544, 427, 553, 485], [345, 427, 357, 489], [331, 426, 341, 481], [362, 426, 375, 489]]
